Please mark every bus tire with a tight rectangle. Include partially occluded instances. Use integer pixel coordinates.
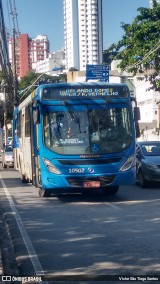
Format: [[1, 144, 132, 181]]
[[38, 188, 52, 198], [19, 160, 27, 183], [21, 174, 28, 183], [103, 186, 119, 196]]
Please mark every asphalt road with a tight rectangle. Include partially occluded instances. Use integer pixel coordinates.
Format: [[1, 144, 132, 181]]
[[0, 166, 160, 284]]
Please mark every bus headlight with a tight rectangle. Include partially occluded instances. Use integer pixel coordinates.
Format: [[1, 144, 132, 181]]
[[120, 156, 135, 172], [43, 158, 61, 174]]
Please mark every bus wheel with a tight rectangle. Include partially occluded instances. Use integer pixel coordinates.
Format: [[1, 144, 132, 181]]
[[103, 186, 119, 196], [21, 174, 28, 183], [38, 188, 52, 198]]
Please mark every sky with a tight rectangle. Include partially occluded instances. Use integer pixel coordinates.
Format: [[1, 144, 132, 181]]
[[2, 0, 149, 52]]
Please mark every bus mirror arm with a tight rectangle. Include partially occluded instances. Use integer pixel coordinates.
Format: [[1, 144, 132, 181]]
[[33, 109, 40, 124], [134, 106, 141, 138], [134, 106, 141, 121], [135, 122, 140, 138]]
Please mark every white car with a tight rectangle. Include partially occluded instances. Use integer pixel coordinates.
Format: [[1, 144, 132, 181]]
[[2, 145, 14, 168]]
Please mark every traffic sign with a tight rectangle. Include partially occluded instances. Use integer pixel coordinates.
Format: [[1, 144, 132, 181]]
[[86, 64, 109, 82]]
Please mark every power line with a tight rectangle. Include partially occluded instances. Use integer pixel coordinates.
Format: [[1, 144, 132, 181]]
[[129, 41, 160, 69], [6, 0, 11, 35], [0, 0, 12, 77], [8, 0, 20, 35], [13, 0, 20, 35]]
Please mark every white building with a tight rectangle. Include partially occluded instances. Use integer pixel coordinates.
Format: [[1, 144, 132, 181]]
[[34, 49, 65, 75], [63, 0, 103, 71], [133, 76, 160, 141], [31, 35, 49, 70], [110, 60, 160, 141]]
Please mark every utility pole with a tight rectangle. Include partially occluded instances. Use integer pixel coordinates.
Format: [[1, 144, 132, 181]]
[[3, 85, 7, 145], [12, 28, 18, 107]]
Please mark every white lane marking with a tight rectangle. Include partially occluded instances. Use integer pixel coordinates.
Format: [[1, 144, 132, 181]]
[[103, 202, 122, 210], [0, 174, 48, 281]]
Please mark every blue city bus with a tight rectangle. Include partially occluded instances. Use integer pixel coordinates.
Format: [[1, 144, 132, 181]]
[[13, 82, 140, 197]]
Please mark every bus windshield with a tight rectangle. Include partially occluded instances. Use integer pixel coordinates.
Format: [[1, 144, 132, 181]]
[[43, 105, 132, 155]]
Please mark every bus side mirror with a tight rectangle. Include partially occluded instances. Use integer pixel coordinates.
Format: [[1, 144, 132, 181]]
[[134, 107, 140, 121], [33, 109, 40, 124]]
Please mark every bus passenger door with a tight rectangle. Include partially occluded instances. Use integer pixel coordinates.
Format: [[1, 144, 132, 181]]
[[32, 105, 41, 188], [20, 107, 32, 182], [19, 108, 25, 177]]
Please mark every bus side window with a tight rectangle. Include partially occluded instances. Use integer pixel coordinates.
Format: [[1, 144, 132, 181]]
[[25, 106, 31, 137]]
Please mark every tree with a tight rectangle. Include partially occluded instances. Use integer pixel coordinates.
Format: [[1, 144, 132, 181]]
[[69, 67, 78, 71], [103, 50, 119, 67], [106, 0, 160, 91], [18, 71, 67, 102], [0, 71, 14, 125]]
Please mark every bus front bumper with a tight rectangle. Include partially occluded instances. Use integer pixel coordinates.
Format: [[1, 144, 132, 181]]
[[41, 167, 136, 191]]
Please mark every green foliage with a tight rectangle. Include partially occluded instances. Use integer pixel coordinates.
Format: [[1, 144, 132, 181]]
[[103, 51, 119, 66], [0, 70, 14, 125], [69, 67, 78, 71], [0, 70, 67, 127], [18, 71, 67, 102], [105, 1, 160, 91], [18, 71, 38, 91]]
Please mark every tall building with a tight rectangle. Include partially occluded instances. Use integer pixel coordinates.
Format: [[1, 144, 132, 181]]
[[8, 34, 49, 78], [64, 0, 103, 71], [31, 35, 50, 70]]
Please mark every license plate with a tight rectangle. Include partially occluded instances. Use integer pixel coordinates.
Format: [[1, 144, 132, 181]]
[[83, 181, 100, 188]]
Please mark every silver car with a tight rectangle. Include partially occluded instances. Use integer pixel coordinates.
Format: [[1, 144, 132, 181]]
[[136, 141, 160, 187], [2, 145, 14, 168]]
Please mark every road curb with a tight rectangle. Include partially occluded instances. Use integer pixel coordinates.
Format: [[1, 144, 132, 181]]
[[0, 218, 3, 276]]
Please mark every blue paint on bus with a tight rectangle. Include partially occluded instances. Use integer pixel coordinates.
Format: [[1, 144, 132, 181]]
[[13, 82, 140, 197]]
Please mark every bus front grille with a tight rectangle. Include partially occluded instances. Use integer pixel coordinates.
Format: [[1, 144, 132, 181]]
[[66, 176, 116, 187], [58, 158, 122, 165]]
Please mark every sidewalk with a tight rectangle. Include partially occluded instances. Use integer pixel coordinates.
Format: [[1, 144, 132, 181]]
[[0, 205, 19, 279], [0, 175, 19, 281]]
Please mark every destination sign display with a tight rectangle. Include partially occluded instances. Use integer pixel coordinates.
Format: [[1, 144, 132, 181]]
[[41, 85, 129, 100]]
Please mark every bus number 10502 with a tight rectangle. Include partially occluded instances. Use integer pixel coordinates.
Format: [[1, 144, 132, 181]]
[[69, 168, 85, 173]]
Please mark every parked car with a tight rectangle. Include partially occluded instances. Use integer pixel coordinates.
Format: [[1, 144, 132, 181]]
[[2, 144, 14, 168], [136, 141, 160, 187]]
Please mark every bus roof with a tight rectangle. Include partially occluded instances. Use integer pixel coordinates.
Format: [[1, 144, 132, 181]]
[[37, 82, 128, 89]]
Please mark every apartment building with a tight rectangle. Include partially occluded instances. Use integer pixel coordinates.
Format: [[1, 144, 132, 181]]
[[64, 0, 103, 71], [34, 49, 65, 74], [8, 34, 49, 78]]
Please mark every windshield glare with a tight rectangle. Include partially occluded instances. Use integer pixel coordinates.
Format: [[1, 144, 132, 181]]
[[141, 144, 160, 156], [43, 106, 132, 155]]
